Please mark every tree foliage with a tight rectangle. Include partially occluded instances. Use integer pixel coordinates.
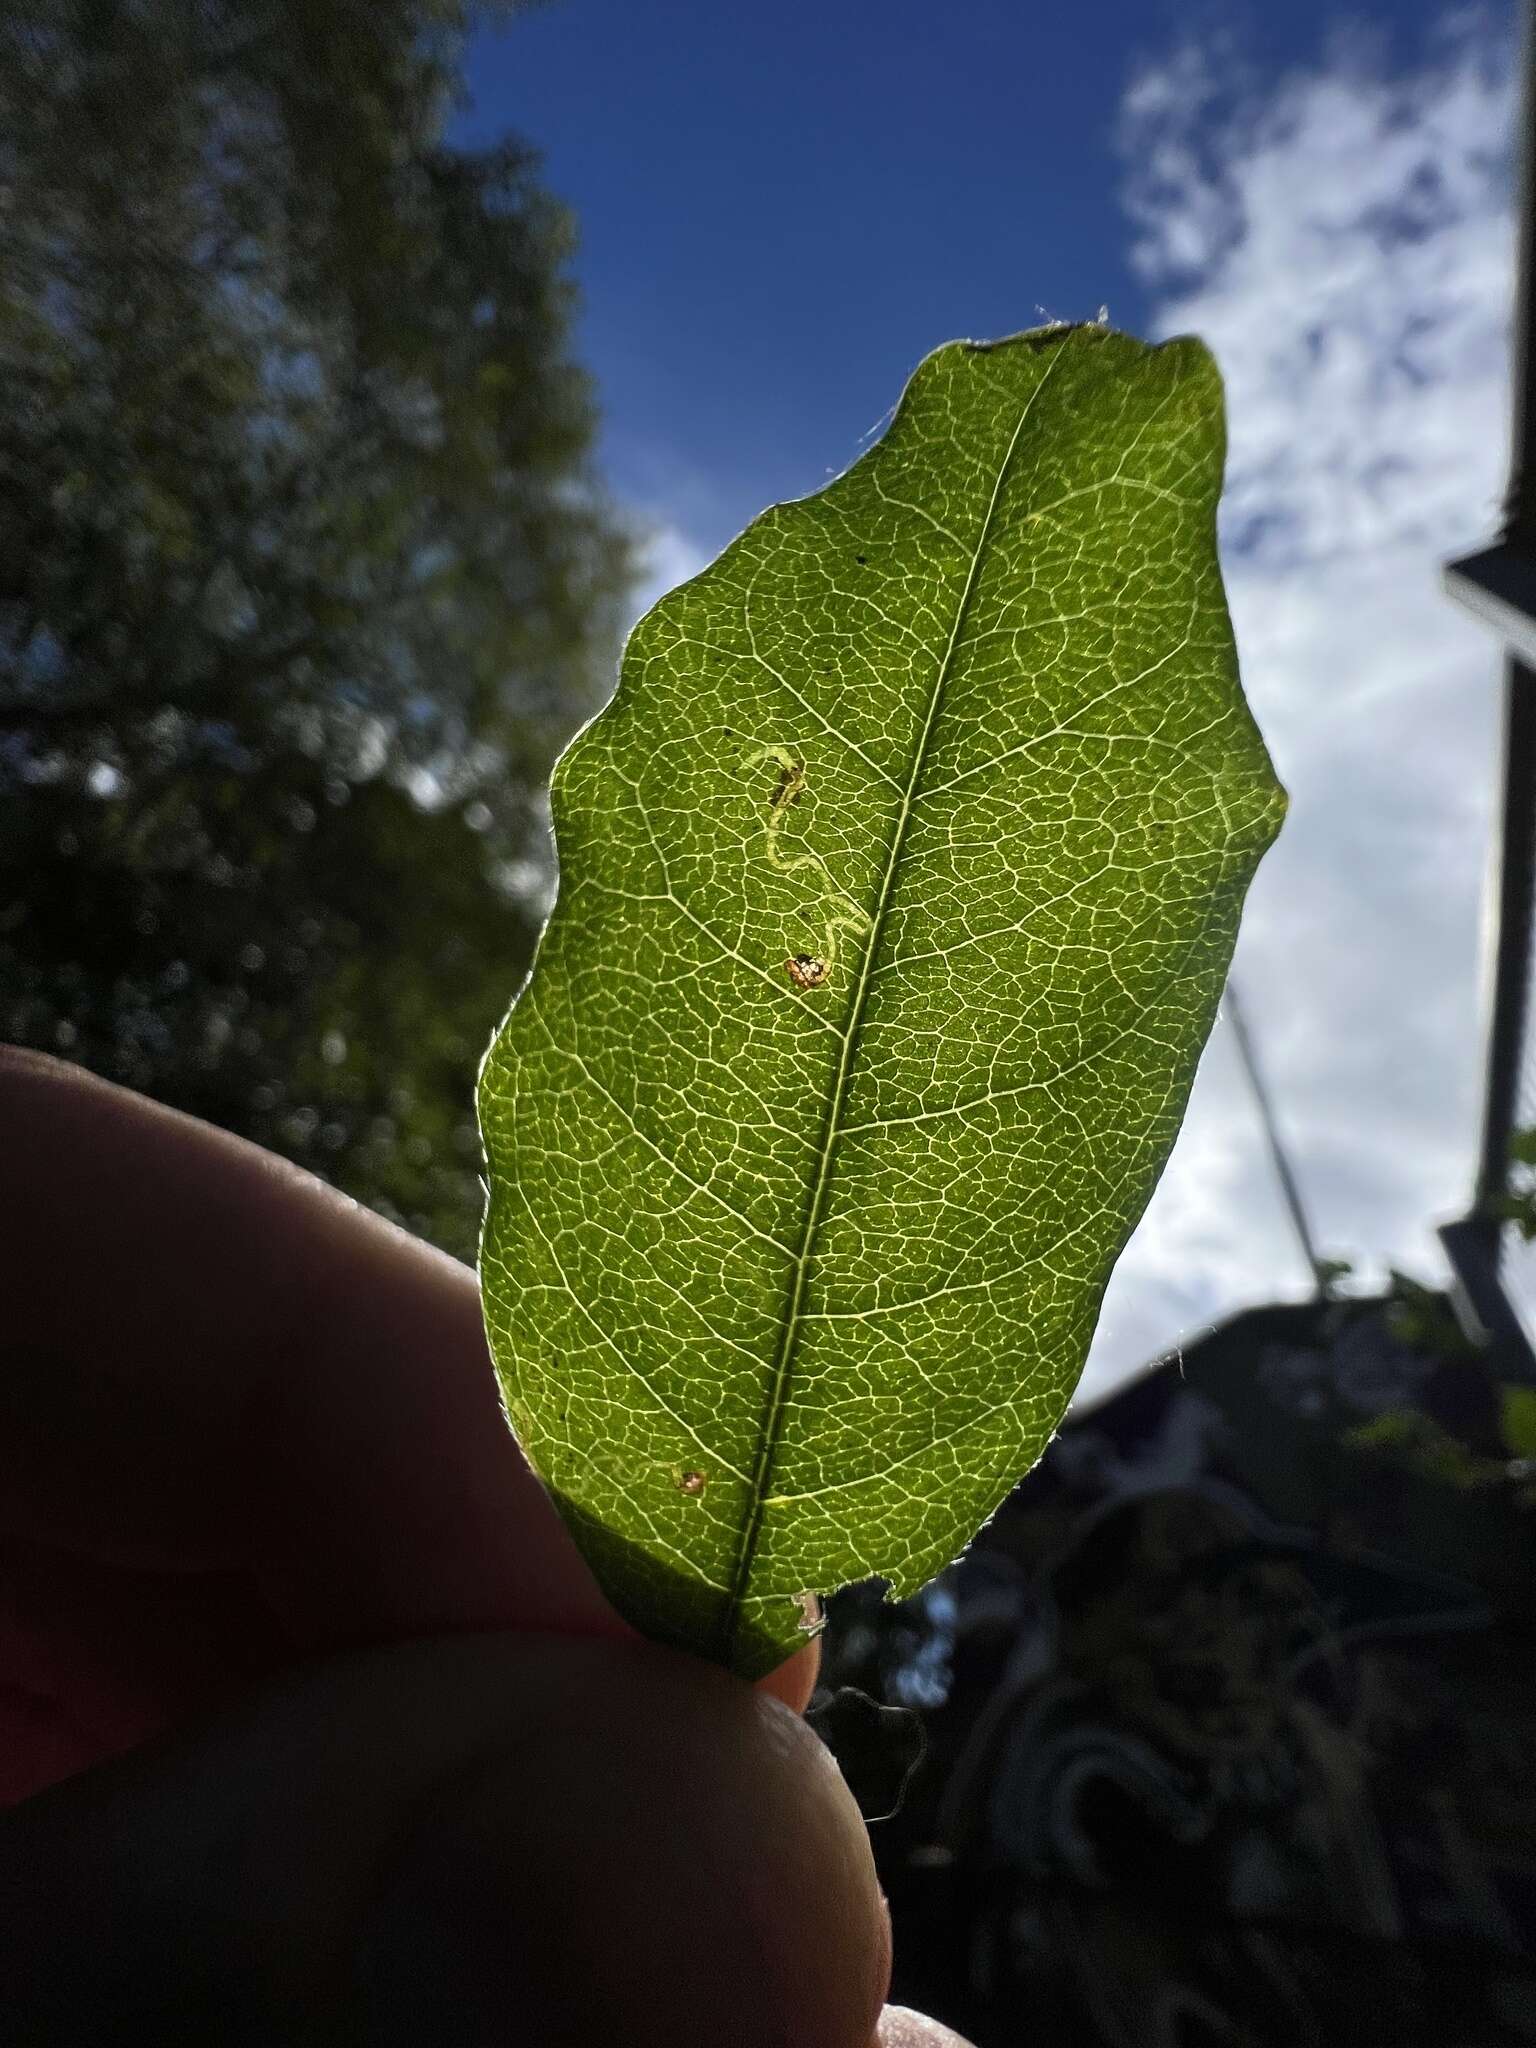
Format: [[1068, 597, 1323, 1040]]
[[0, 0, 632, 1257]]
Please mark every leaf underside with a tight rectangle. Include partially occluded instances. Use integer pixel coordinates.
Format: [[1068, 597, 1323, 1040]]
[[479, 324, 1285, 1676]]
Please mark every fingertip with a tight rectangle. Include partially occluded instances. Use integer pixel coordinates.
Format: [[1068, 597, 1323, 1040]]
[[1, 1633, 890, 2047], [873, 2008, 978, 2047], [756, 1637, 820, 1715], [407, 1647, 892, 2048]]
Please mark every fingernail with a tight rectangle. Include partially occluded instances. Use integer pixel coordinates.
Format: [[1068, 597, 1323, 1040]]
[[874, 2004, 979, 2048]]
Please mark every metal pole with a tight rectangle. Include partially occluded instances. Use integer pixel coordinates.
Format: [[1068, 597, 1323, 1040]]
[[1471, 5, 1536, 1221], [1503, 0, 1536, 556], [1475, 656, 1536, 1218], [1224, 981, 1331, 1300], [1434, 5, 1536, 1375]]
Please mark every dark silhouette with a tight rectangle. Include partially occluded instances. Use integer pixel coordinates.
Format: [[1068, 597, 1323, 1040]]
[[823, 1286, 1536, 2045]]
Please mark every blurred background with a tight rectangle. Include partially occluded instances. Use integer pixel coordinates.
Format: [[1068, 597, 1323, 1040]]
[[4, 2, 1534, 2041]]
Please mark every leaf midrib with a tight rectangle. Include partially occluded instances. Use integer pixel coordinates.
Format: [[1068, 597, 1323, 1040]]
[[717, 340, 1072, 1659]]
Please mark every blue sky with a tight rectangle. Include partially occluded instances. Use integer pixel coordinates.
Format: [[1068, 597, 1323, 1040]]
[[459, 0, 1485, 555], [459, 3, 1521, 1395]]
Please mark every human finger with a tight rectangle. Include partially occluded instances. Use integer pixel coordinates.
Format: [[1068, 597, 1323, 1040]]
[[0, 1049, 816, 1800], [0, 1630, 885, 2048], [0, 1046, 609, 1637]]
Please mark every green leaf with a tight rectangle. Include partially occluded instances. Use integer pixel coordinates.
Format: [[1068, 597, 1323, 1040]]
[[479, 325, 1286, 1676], [1502, 1384, 1536, 1460]]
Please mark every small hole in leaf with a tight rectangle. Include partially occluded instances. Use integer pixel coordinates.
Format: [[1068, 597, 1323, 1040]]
[[677, 1469, 707, 1496]]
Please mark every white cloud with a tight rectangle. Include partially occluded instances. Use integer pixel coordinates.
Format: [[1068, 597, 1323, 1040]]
[[624, 515, 712, 629], [1084, 12, 1517, 1400]]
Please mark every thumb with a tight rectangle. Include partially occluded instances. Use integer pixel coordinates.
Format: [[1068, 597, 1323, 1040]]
[[0, 1632, 890, 2048]]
